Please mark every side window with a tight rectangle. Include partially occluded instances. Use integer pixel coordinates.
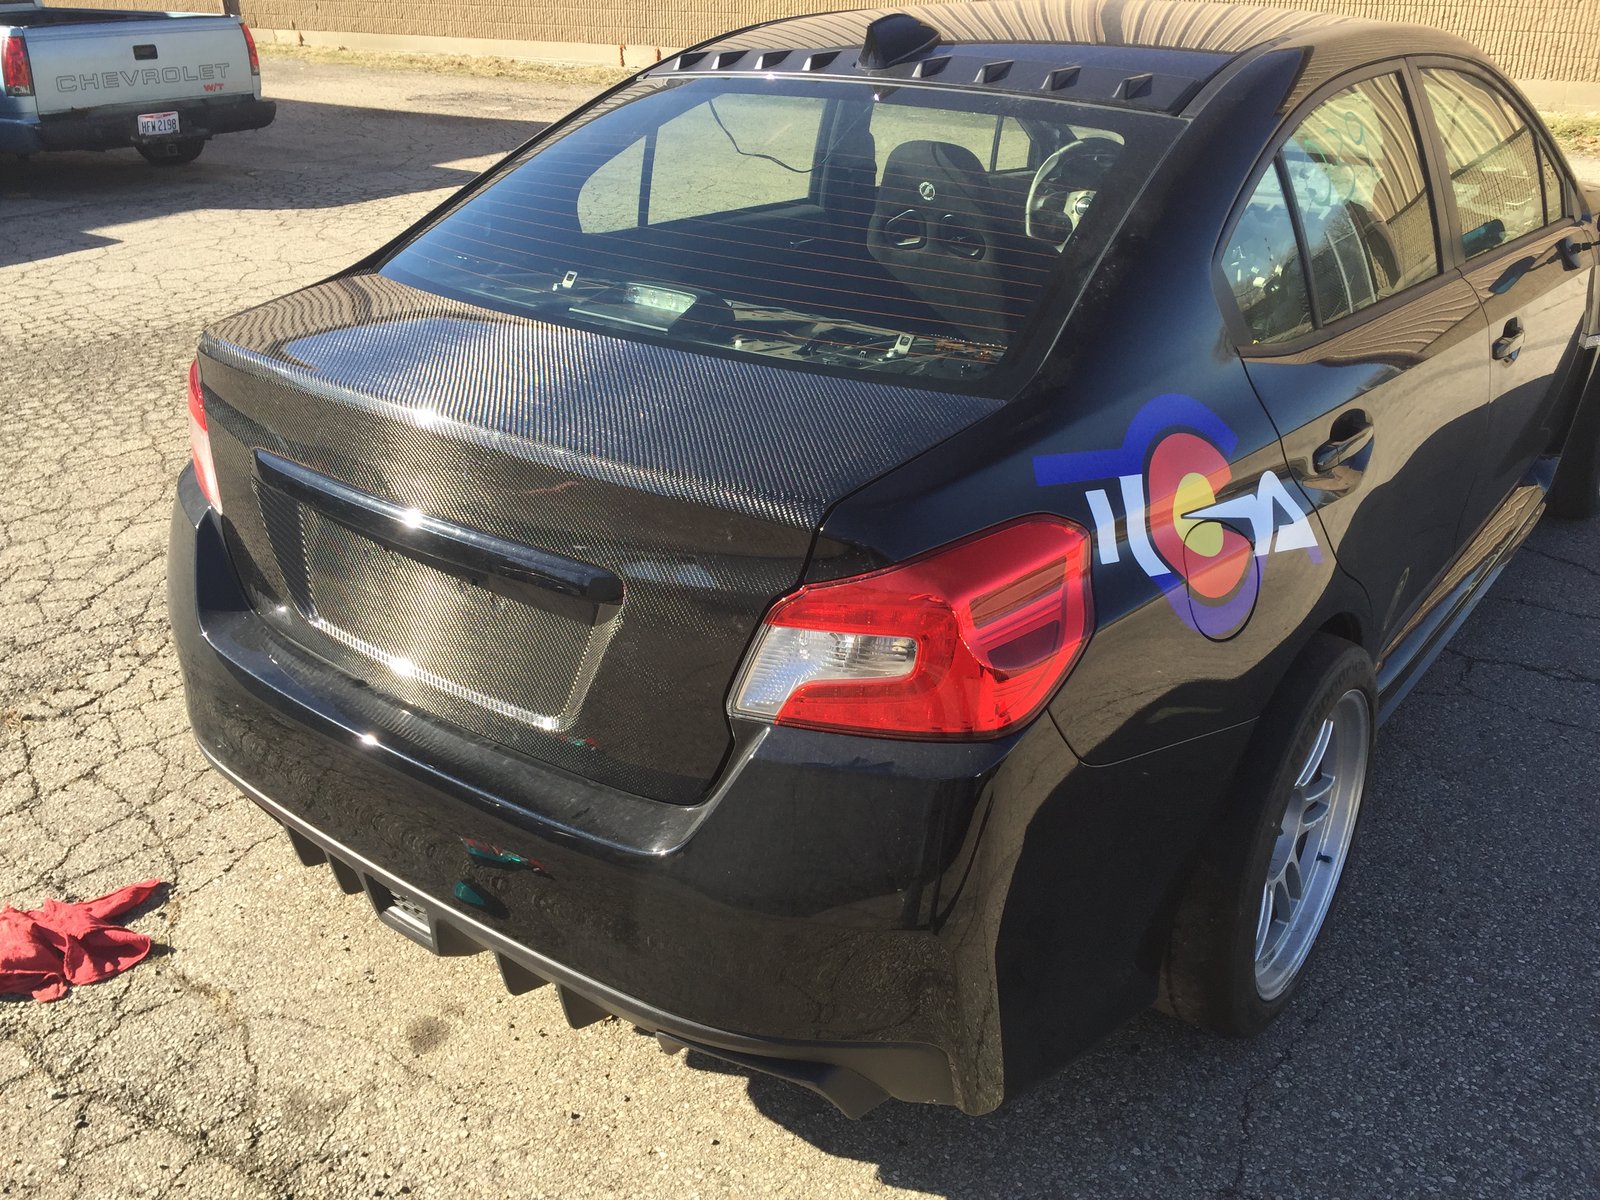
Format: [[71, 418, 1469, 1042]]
[[994, 117, 1032, 171], [871, 108, 1050, 176], [1222, 164, 1313, 344], [1422, 69, 1547, 257], [649, 94, 825, 224], [575, 96, 826, 232], [577, 137, 645, 233], [1540, 147, 1568, 225], [1282, 73, 1439, 324], [872, 105, 1009, 178]]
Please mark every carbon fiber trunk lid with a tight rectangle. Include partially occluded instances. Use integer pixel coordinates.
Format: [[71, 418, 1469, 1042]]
[[198, 273, 999, 803]]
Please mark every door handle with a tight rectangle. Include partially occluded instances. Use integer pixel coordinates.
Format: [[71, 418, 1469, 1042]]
[[1312, 418, 1374, 474], [1493, 318, 1525, 364]]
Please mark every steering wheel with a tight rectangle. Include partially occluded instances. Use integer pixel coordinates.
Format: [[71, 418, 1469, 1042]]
[[1024, 136, 1122, 248]]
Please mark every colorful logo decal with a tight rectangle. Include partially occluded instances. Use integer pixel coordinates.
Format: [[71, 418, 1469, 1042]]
[[1033, 394, 1319, 638]]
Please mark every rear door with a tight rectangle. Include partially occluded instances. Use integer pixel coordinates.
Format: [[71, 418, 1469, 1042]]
[[1414, 64, 1595, 520], [1224, 66, 1494, 644], [26, 16, 253, 116]]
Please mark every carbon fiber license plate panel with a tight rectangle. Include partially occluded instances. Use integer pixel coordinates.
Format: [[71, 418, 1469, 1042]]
[[290, 504, 609, 729]]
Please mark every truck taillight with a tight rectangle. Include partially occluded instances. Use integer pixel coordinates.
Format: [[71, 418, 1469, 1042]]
[[188, 360, 223, 512], [731, 517, 1093, 739], [2, 35, 32, 97], [240, 23, 260, 77]]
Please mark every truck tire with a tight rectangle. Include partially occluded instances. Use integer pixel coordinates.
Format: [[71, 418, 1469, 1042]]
[[138, 138, 205, 166]]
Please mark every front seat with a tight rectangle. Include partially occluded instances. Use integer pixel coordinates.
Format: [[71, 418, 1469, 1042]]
[[867, 140, 1014, 343]]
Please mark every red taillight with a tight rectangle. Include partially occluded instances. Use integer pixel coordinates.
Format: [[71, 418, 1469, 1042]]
[[731, 516, 1093, 739], [188, 360, 223, 512], [2, 35, 33, 97], [240, 23, 260, 77]]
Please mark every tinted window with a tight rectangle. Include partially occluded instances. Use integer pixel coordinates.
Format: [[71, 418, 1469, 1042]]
[[869, 108, 1044, 178], [577, 96, 825, 230], [1222, 164, 1312, 344], [577, 138, 643, 233], [873, 105, 993, 179], [654, 94, 825, 223], [1422, 69, 1547, 257], [382, 77, 1176, 389], [1541, 145, 1568, 225], [1282, 74, 1439, 323], [995, 116, 1033, 171]]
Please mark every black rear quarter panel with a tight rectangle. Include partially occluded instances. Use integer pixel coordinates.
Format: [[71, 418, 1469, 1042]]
[[821, 49, 1371, 766]]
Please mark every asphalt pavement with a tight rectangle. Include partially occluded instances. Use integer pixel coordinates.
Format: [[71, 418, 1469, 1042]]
[[1, 57, 1597, 1200]]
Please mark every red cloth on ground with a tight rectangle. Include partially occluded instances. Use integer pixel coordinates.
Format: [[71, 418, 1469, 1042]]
[[0, 881, 165, 1002]]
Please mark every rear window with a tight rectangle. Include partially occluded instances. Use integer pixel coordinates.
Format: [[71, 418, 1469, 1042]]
[[381, 76, 1178, 392], [1421, 69, 1559, 257], [1280, 73, 1439, 323]]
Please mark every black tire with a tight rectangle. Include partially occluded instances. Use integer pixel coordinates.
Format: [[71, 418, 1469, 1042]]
[[137, 138, 205, 167], [1547, 376, 1600, 520], [1159, 634, 1377, 1036]]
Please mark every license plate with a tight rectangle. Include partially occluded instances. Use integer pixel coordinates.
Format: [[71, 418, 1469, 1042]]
[[137, 111, 180, 137]]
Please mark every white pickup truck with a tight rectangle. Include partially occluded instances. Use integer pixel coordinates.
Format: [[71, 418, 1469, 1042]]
[[0, 0, 273, 164]]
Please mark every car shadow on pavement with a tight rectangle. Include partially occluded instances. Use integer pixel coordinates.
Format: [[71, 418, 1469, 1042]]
[[1, 99, 549, 269], [681, 1014, 1245, 1197]]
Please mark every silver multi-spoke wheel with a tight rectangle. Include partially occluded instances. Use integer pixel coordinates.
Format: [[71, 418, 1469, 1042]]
[[1253, 688, 1370, 1001]]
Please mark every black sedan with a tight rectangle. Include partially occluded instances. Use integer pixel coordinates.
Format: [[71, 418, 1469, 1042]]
[[168, 0, 1600, 1116]]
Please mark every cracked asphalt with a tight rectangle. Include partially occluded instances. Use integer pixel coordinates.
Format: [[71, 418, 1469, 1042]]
[[3, 56, 1599, 1200]]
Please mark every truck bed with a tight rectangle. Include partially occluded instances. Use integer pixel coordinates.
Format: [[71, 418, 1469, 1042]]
[[0, 3, 274, 156], [10, 8, 258, 117], [2, 7, 221, 27]]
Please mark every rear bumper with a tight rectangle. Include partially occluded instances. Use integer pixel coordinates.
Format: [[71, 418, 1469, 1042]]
[[212, 751, 942, 1118], [2, 94, 275, 154], [168, 467, 1256, 1114], [170, 466, 1003, 1113]]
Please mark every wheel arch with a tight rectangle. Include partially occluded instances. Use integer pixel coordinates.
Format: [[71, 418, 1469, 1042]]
[[1157, 630, 1378, 1032], [1315, 609, 1368, 654], [1551, 340, 1599, 458], [1139, 589, 1375, 977], [1548, 344, 1600, 517]]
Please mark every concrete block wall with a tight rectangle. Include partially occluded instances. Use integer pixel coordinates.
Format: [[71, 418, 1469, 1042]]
[[64, 0, 1600, 86], [1261, 0, 1600, 88]]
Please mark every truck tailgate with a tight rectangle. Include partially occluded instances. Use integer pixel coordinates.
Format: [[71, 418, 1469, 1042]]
[[25, 15, 254, 116]]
